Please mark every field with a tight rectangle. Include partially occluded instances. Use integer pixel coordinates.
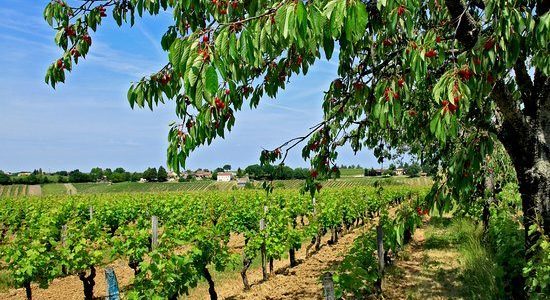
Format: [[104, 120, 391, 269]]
[[0, 177, 530, 300], [0, 181, 436, 300], [338, 168, 364, 177], [0, 176, 429, 196], [0, 185, 27, 198]]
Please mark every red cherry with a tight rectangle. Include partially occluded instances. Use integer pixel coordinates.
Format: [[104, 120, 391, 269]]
[[220, 9, 227, 15], [425, 50, 437, 58], [484, 38, 495, 50], [310, 170, 318, 179], [398, 78, 405, 88], [397, 5, 405, 16], [203, 35, 209, 43], [436, 36, 442, 43], [382, 39, 392, 47], [225, 89, 230, 95], [316, 183, 322, 192], [448, 103, 458, 113], [487, 73, 495, 84], [309, 142, 319, 151], [56, 59, 64, 69], [231, 1, 238, 9], [214, 97, 225, 109], [458, 68, 472, 81], [82, 34, 92, 45]]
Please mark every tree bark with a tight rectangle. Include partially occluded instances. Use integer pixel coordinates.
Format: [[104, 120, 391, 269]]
[[79, 266, 96, 300], [493, 78, 550, 256], [241, 238, 251, 290], [24, 281, 32, 300], [202, 267, 218, 300], [289, 248, 297, 267]]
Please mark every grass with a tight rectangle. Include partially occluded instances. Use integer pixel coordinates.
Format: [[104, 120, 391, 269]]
[[13, 176, 432, 197], [41, 183, 69, 196], [0, 270, 12, 292], [424, 217, 503, 299], [339, 168, 364, 177]]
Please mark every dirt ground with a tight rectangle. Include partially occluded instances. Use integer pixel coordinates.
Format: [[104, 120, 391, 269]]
[[2, 214, 465, 300], [27, 185, 42, 196], [64, 183, 77, 195], [384, 222, 464, 300], [184, 226, 371, 300], [0, 224, 369, 300]]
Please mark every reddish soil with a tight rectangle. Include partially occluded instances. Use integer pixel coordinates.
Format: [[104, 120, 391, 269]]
[[184, 226, 371, 300]]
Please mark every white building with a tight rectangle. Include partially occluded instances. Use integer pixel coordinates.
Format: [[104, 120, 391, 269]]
[[216, 172, 233, 182], [237, 176, 250, 187]]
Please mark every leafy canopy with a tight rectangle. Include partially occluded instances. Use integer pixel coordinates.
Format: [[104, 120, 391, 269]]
[[44, 0, 549, 200]]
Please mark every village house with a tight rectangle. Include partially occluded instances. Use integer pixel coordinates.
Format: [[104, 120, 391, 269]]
[[216, 172, 233, 182], [167, 171, 179, 182], [194, 170, 212, 180], [395, 168, 405, 176], [237, 176, 250, 187]]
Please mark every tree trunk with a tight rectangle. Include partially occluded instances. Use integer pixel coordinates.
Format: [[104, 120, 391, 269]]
[[493, 78, 549, 256], [261, 243, 268, 281], [202, 267, 218, 300], [241, 238, 251, 290], [24, 281, 32, 300], [128, 259, 140, 276], [499, 118, 549, 257], [269, 257, 274, 274], [305, 236, 316, 258], [289, 247, 297, 267], [79, 266, 96, 300]]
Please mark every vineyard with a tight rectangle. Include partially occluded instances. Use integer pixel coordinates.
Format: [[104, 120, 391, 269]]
[[0, 185, 429, 299], [0, 185, 28, 198]]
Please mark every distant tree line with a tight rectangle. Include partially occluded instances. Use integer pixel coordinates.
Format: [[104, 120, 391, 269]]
[[243, 165, 311, 180], [363, 162, 434, 177], [0, 166, 169, 185]]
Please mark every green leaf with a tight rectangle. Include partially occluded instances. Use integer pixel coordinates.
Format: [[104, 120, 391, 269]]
[[204, 65, 218, 96], [296, 1, 306, 27]]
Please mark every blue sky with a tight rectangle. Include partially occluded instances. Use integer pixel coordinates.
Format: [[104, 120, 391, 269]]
[[0, 1, 380, 172]]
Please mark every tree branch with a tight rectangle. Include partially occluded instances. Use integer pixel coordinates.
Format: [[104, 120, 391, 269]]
[[444, 0, 479, 49], [514, 58, 535, 118]]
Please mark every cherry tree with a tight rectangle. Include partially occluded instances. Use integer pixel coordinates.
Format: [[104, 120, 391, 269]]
[[44, 0, 548, 277]]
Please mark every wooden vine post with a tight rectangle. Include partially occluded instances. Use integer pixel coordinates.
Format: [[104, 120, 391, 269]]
[[322, 272, 336, 300], [151, 216, 158, 250], [375, 220, 385, 293], [260, 205, 268, 281], [61, 224, 68, 275]]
